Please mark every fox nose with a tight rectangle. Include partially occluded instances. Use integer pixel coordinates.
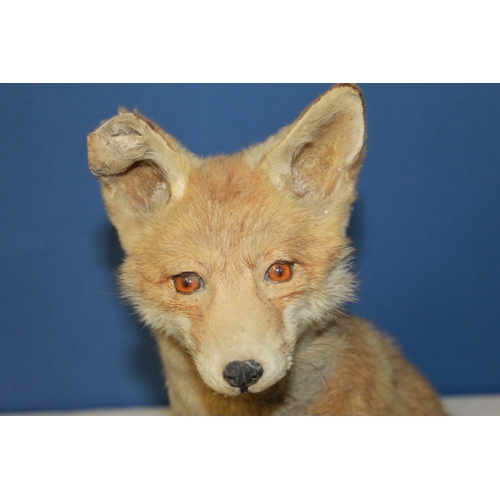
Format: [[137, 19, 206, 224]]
[[223, 360, 264, 391]]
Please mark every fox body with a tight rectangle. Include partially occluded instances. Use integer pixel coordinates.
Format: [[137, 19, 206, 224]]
[[88, 84, 446, 415]]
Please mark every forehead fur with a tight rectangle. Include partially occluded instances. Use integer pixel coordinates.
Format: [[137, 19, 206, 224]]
[[131, 154, 346, 280]]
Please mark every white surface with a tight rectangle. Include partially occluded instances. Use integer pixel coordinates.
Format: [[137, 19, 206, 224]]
[[441, 394, 500, 416], [6, 394, 500, 416], [15, 406, 175, 416]]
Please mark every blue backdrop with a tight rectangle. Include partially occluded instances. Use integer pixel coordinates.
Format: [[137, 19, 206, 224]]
[[1, 84, 499, 413]]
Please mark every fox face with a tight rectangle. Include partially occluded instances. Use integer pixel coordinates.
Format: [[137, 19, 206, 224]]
[[88, 84, 365, 397]]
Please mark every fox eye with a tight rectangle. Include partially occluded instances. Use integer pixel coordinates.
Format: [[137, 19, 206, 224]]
[[265, 261, 294, 283], [173, 273, 204, 294]]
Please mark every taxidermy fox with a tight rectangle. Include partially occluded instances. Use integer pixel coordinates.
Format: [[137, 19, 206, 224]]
[[88, 84, 446, 415]]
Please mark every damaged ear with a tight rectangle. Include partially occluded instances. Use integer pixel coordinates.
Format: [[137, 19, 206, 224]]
[[260, 84, 366, 221], [87, 110, 193, 251]]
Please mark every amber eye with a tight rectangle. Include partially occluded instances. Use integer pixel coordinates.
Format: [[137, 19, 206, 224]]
[[265, 261, 294, 283], [173, 273, 203, 294]]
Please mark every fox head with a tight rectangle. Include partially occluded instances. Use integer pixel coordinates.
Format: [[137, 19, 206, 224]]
[[88, 84, 365, 397]]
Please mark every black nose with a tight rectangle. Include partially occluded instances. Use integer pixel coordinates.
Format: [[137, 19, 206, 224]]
[[223, 360, 264, 391]]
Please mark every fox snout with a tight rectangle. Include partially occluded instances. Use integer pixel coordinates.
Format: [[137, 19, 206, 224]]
[[193, 319, 292, 397], [223, 359, 264, 392]]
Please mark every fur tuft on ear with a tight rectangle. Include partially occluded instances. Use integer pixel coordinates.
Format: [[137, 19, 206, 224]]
[[258, 84, 366, 218]]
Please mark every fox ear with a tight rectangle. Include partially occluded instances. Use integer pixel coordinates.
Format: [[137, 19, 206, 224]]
[[261, 84, 365, 218], [88, 110, 193, 251]]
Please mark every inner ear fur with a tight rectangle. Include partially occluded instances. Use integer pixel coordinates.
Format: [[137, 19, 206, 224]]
[[88, 109, 195, 251], [260, 84, 366, 215]]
